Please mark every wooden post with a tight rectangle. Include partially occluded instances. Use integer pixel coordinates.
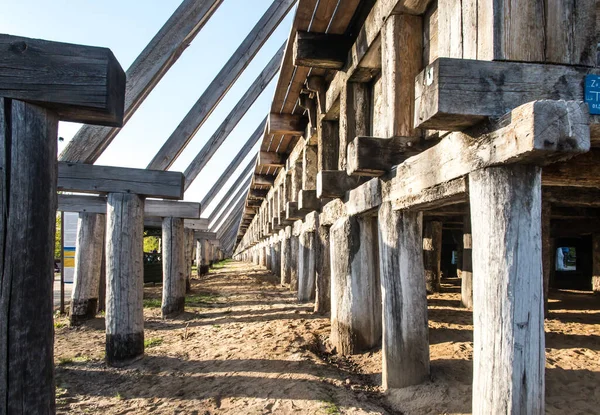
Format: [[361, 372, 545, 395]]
[[185, 228, 194, 292], [330, 215, 381, 354], [470, 165, 544, 414], [297, 230, 316, 302], [105, 193, 145, 365], [314, 224, 331, 314], [378, 202, 430, 389], [339, 82, 370, 171], [593, 234, 600, 295], [161, 217, 185, 318], [542, 202, 552, 310], [0, 99, 58, 414], [280, 226, 292, 284], [462, 211, 473, 308], [70, 213, 106, 324], [273, 237, 281, 279], [290, 222, 301, 291], [195, 239, 202, 268], [423, 220, 442, 293]]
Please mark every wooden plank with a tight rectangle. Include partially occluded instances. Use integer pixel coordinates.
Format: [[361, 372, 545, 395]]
[[319, 198, 347, 226], [391, 177, 467, 211], [470, 164, 544, 414], [58, 194, 107, 214], [254, 174, 276, 186], [318, 120, 339, 171], [258, 150, 286, 167], [346, 136, 420, 176], [148, 0, 295, 170], [183, 45, 283, 188], [345, 178, 382, 216], [58, 162, 185, 199], [0, 34, 125, 127], [298, 189, 320, 211], [543, 186, 600, 207], [302, 145, 318, 190], [0, 99, 58, 413], [339, 82, 370, 170], [317, 170, 365, 198], [194, 230, 217, 240], [423, 220, 442, 293], [60, 0, 223, 162], [286, 201, 313, 220], [542, 149, 600, 187], [415, 58, 599, 131], [386, 100, 590, 204], [293, 31, 353, 69], [267, 113, 307, 135]]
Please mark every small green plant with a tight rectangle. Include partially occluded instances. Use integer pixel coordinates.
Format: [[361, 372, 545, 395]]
[[55, 386, 68, 405], [57, 357, 73, 366], [115, 392, 123, 400], [54, 320, 67, 329], [144, 338, 163, 348], [212, 324, 221, 331], [322, 399, 340, 414], [143, 298, 161, 308], [186, 292, 220, 307], [57, 355, 91, 366]]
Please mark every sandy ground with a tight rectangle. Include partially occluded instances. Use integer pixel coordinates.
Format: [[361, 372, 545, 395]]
[[54, 263, 600, 414]]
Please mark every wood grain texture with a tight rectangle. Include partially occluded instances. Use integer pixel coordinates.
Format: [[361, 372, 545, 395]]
[[302, 145, 318, 191], [162, 217, 186, 318], [378, 202, 429, 389], [415, 58, 599, 131], [268, 113, 307, 135], [314, 224, 331, 314], [346, 136, 420, 176], [461, 210, 473, 308], [318, 120, 339, 171], [58, 162, 185, 200], [297, 229, 316, 302], [148, 0, 294, 170], [330, 215, 382, 355], [470, 164, 545, 414], [60, 0, 223, 162], [0, 34, 125, 127], [423, 220, 442, 293], [339, 82, 370, 171], [0, 99, 58, 415], [71, 213, 106, 324], [317, 170, 365, 199], [105, 193, 145, 366]]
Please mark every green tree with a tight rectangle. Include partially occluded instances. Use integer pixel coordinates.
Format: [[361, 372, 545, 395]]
[[143, 235, 160, 253], [55, 213, 62, 260]]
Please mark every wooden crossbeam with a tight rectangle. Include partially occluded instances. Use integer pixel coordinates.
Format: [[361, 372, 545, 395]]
[[58, 194, 201, 218], [254, 174, 276, 186], [542, 149, 600, 187], [317, 170, 366, 198], [415, 58, 599, 131], [385, 100, 590, 207], [59, 0, 222, 162], [345, 178, 381, 216], [543, 186, 600, 207], [267, 113, 307, 135], [58, 162, 184, 199], [346, 136, 421, 176], [249, 189, 269, 199], [258, 151, 286, 167], [145, 218, 209, 229], [194, 230, 217, 240], [298, 189, 319, 211], [148, 0, 295, 170], [293, 31, 353, 70], [0, 34, 125, 126], [183, 46, 284, 189]]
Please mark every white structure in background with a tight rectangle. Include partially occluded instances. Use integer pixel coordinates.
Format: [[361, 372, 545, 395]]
[[63, 212, 78, 283]]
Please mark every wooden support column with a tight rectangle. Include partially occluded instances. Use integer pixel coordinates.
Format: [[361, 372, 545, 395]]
[[161, 217, 186, 318], [290, 221, 302, 291], [70, 213, 106, 324], [378, 202, 429, 389], [470, 165, 544, 414], [330, 215, 381, 354], [0, 99, 58, 414], [314, 224, 331, 314], [423, 221, 442, 293], [542, 202, 552, 311], [593, 234, 600, 295], [339, 82, 370, 171], [280, 226, 292, 285], [297, 230, 316, 302], [185, 228, 194, 293], [106, 193, 145, 365], [461, 210, 473, 308]]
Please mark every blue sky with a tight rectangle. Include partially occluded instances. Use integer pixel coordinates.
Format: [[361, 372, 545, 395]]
[[1, 0, 294, 217]]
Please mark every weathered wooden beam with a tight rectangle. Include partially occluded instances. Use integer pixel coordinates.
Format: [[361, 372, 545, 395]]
[[415, 58, 599, 131], [542, 149, 600, 187], [345, 178, 381, 216], [317, 170, 365, 198], [543, 186, 600, 207], [249, 189, 269, 199], [293, 31, 353, 70], [57, 162, 184, 199], [60, 0, 223, 162], [391, 177, 468, 211], [183, 45, 283, 188], [346, 136, 421, 176], [57, 194, 107, 214], [386, 100, 590, 205], [194, 230, 217, 240], [0, 34, 125, 127], [258, 150, 286, 167], [182, 218, 209, 230], [148, 0, 295, 170], [298, 190, 319, 211], [286, 201, 313, 221], [254, 174, 276, 186], [267, 113, 307, 135]]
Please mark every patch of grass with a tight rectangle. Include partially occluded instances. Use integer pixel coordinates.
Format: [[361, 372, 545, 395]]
[[57, 357, 73, 366], [211, 259, 233, 269], [212, 324, 221, 331], [57, 355, 92, 366], [186, 292, 220, 307], [54, 320, 67, 329], [322, 400, 341, 415], [143, 298, 161, 308], [115, 392, 123, 400], [144, 337, 163, 348], [56, 386, 68, 405]]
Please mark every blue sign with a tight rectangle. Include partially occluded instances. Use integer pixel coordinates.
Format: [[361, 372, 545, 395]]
[[585, 75, 600, 115]]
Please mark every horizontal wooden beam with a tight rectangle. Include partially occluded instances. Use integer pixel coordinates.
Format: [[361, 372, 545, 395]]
[[285, 201, 313, 221], [345, 178, 381, 216], [346, 136, 421, 176], [542, 149, 600, 187], [144, 218, 209, 230], [317, 170, 365, 198], [194, 231, 217, 240], [293, 31, 353, 70], [391, 177, 468, 211], [267, 113, 307, 135], [415, 58, 599, 131], [248, 189, 269, 199], [258, 151, 286, 167], [0, 34, 125, 126], [543, 186, 600, 207], [58, 194, 201, 218], [297, 189, 319, 211], [386, 100, 589, 205], [253, 174, 276, 186], [58, 162, 184, 199]]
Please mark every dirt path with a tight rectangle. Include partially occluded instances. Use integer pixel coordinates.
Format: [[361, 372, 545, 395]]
[[54, 261, 391, 414], [54, 262, 600, 414]]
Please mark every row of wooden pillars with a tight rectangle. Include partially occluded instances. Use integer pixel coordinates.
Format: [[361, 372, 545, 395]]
[[236, 164, 545, 413]]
